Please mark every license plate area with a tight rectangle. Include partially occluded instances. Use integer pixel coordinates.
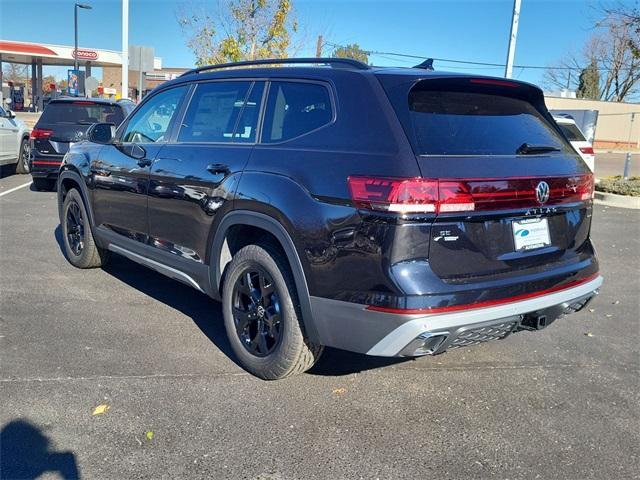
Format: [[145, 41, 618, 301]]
[[512, 217, 551, 251]]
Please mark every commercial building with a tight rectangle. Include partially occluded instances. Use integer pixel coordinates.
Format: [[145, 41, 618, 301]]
[[0, 39, 186, 108], [545, 95, 639, 150]]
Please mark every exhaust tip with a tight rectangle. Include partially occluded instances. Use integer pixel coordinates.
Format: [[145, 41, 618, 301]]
[[400, 332, 449, 357]]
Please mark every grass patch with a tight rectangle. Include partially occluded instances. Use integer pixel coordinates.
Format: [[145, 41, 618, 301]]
[[596, 176, 640, 197]]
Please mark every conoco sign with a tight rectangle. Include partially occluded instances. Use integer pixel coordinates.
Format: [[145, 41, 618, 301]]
[[72, 49, 98, 60]]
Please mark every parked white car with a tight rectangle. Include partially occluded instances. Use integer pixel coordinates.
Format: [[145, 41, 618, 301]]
[[0, 105, 31, 173], [554, 116, 595, 172]]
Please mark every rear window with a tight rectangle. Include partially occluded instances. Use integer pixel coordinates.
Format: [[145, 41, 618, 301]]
[[557, 122, 586, 142], [40, 102, 125, 126], [408, 89, 567, 156]]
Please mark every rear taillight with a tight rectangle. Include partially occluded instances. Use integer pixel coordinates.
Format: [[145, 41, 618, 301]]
[[30, 128, 53, 140], [348, 174, 594, 214], [579, 146, 595, 155], [347, 177, 438, 213]]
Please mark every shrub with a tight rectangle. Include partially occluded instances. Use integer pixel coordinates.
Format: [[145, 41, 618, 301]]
[[596, 176, 640, 197]]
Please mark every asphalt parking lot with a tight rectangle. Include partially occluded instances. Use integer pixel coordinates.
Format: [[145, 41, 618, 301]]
[[1, 172, 638, 479]]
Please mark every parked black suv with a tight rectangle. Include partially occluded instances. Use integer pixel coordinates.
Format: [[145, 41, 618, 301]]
[[30, 97, 134, 190], [56, 58, 602, 379]]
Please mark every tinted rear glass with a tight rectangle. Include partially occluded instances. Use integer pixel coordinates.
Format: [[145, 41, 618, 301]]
[[40, 102, 124, 126], [408, 90, 567, 155], [557, 122, 586, 142], [262, 82, 333, 143]]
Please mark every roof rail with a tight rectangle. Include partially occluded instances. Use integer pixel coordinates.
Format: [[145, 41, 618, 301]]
[[180, 57, 370, 77]]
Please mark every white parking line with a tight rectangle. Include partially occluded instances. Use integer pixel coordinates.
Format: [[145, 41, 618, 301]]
[[0, 181, 33, 198]]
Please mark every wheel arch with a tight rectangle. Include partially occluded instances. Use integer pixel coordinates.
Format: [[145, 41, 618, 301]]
[[57, 169, 97, 232], [210, 210, 321, 343]]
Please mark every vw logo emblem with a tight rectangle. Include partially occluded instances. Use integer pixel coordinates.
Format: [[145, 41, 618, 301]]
[[536, 181, 550, 204]]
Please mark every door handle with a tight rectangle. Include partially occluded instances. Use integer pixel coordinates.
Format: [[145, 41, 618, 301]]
[[207, 163, 230, 175]]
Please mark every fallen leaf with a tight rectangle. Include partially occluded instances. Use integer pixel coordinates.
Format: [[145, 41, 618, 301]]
[[584, 332, 594, 337], [92, 404, 110, 416], [146, 431, 154, 441], [332, 387, 347, 395]]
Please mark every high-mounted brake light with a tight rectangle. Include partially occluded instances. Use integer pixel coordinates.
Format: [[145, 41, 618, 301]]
[[72, 101, 97, 105], [348, 174, 594, 214], [579, 146, 595, 155], [469, 78, 520, 88], [30, 128, 53, 140]]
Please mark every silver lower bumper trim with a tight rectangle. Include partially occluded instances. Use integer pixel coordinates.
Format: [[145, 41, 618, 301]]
[[366, 275, 603, 357]]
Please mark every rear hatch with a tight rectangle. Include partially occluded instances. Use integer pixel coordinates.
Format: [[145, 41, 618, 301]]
[[379, 75, 595, 285], [32, 100, 125, 157]]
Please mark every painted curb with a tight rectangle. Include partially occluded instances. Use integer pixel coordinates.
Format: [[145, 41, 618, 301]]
[[594, 191, 640, 209]]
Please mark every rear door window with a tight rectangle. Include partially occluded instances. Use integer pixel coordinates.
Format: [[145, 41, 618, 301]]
[[557, 122, 587, 142], [408, 89, 569, 156], [262, 81, 333, 143], [178, 81, 253, 143], [40, 102, 125, 126]]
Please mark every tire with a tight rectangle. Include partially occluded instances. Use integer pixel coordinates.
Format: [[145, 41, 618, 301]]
[[61, 189, 109, 269], [222, 243, 323, 380], [15, 138, 30, 174], [32, 178, 55, 191]]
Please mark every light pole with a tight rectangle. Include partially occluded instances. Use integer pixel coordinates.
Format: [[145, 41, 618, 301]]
[[74, 3, 92, 71], [504, 0, 522, 79]]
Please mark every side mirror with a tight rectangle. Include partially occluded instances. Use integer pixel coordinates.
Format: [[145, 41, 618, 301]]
[[116, 142, 146, 160], [6, 110, 15, 119], [87, 122, 116, 144]]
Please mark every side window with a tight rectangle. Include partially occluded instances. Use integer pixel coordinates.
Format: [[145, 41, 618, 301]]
[[262, 81, 333, 143], [178, 81, 252, 143], [121, 86, 187, 143]]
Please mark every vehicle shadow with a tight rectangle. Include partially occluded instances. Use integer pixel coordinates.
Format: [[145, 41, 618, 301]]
[[0, 164, 17, 179], [53, 226, 409, 377], [0, 419, 80, 479]]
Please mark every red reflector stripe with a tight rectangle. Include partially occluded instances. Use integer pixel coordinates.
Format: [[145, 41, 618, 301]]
[[366, 273, 600, 315], [32, 160, 62, 165]]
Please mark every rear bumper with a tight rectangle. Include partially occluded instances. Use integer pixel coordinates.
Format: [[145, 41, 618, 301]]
[[30, 157, 62, 179], [310, 274, 603, 357]]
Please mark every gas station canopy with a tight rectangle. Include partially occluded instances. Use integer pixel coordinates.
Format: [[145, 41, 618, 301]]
[[0, 39, 124, 67]]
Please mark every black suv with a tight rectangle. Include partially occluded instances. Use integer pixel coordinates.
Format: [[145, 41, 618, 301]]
[[56, 58, 602, 380], [30, 97, 135, 190]]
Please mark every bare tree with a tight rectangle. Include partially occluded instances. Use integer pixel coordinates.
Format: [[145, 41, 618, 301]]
[[2, 63, 29, 84], [544, 8, 640, 101]]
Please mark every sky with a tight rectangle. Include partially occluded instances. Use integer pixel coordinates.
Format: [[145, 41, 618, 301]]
[[0, 0, 628, 88]]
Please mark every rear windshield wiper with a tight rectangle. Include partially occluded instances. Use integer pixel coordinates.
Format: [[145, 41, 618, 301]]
[[516, 143, 561, 155]]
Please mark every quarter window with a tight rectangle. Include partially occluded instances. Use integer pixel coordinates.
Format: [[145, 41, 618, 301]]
[[262, 82, 333, 143], [178, 81, 254, 143], [121, 86, 187, 143]]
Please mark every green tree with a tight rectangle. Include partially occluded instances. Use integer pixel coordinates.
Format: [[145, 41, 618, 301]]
[[576, 61, 600, 99], [178, 0, 298, 66], [332, 43, 369, 64]]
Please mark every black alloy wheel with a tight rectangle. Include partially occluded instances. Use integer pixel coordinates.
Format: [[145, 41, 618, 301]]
[[65, 199, 85, 256], [232, 268, 282, 357]]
